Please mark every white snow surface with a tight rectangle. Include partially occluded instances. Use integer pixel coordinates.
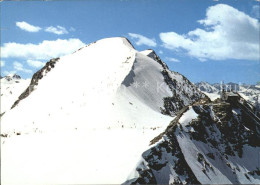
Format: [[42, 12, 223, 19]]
[[178, 107, 197, 126], [1, 37, 174, 184], [2, 128, 167, 185], [204, 92, 219, 101]]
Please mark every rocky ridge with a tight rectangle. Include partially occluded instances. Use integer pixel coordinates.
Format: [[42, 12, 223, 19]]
[[127, 94, 260, 184]]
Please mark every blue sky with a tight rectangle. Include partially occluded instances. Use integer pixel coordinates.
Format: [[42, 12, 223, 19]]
[[1, 0, 259, 84]]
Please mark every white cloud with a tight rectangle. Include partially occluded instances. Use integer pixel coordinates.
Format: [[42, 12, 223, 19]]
[[159, 50, 163, 54], [13, 62, 32, 74], [165, 57, 180, 63], [1, 60, 5, 67], [1, 38, 85, 60], [45, 26, 68, 35], [159, 4, 260, 61], [27, 60, 45, 68], [15, 22, 72, 35], [128, 33, 157, 47], [16, 21, 41, 32]]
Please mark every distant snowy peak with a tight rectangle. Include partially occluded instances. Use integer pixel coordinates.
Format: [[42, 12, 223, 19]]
[[196, 81, 260, 113], [1, 74, 30, 115], [7, 74, 21, 79], [3, 74, 22, 82], [196, 81, 219, 93], [197, 81, 260, 93]]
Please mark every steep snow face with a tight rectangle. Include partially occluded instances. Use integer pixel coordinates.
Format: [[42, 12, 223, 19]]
[[0, 75, 30, 114], [128, 97, 260, 184], [118, 52, 171, 113], [1, 37, 203, 184]]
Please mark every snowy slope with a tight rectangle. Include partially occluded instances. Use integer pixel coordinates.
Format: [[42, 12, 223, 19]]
[[1, 37, 203, 185], [127, 95, 260, 184], [0, 74, 30, 115]]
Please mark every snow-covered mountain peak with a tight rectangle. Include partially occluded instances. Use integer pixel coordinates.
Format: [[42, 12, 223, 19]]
[[196, 81, 219, 93], [81, 37, 135, 52], [140, 49, 155, 55], [5, 37, 204, 118], [140, 49, 159, 61], [1, 37, 205, 184], [3, 74, 21, 82], [99, 37, 135, 49]]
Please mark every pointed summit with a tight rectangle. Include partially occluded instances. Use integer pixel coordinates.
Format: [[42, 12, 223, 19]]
[[4, 74, 21, 81]]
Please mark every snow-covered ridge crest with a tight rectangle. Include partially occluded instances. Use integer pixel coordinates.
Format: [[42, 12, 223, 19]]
[[10, 37, 136, 110], [3, 37, 204, 124], [1, 37, 139, 131]]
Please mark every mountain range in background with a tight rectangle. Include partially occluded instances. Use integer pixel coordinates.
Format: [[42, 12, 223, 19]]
[[196, 81, 260, 114], [1, 37, 259, 184]]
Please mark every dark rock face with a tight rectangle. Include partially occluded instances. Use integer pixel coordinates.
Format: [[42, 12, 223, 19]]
[[11, 58, 60, 109], [127, 95, 260, 184], [147, 51, 206, 116], [191, 103, 259, 158], [12, 74, 21, 80], [131, 135, 199, 184], [126, 124, 200, 184]]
